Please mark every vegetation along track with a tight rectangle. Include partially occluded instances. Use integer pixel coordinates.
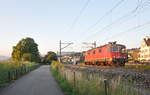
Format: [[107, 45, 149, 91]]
[[64, 64, 150, 89]]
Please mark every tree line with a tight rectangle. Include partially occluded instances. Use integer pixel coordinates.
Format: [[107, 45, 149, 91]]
[[11, 37, 57, 64]]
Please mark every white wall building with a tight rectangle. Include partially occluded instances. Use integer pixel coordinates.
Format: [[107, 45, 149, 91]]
[[139, 36, 150, 61]]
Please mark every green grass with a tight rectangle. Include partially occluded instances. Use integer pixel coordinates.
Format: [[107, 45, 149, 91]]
[[51, 66, 143, 95], [0, 61, 17, 86], [125, 65, 150, 70], [50, 61, 106, 95], [50, 67, 106, 95], [51, 61, 146, 95], [0, 61, 40, 87], [50, 68, 77, 95]]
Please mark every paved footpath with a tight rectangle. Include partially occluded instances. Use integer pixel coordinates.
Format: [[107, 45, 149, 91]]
[[0, 65, 65, 95]]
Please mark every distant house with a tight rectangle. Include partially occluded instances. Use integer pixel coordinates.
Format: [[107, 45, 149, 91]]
[[139, 36, 150, 61], [127, 48, 140, 62]]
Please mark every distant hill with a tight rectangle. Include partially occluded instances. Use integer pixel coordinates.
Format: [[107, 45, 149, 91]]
[[0, 56, 10, 61]]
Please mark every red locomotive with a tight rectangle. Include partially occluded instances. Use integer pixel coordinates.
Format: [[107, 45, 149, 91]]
[[84, 42, 127, 66]]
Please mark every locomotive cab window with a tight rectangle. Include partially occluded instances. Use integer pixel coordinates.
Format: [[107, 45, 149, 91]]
[[99, 49, 102, 53], [88, 52, 90, 55], [109, 46, 118, 52], [93, 50, 96, 54], [121, 47, 126, 53]]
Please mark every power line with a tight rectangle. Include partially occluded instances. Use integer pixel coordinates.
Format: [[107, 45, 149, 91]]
[[73, 0, 127, 49], [78, 21, 150, 52], [73, 0, 150, 52], [79, 0, 125, 36], [82, 2, 145, 41], [101, 20, 150, 43], [85, 20, 150, 50], [82, 0, 150, 41], [67, 0, 91, 33], [87, 7, 150, 47]]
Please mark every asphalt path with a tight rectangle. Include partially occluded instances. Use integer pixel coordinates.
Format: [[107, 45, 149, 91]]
[[0, 65, 65, 95]]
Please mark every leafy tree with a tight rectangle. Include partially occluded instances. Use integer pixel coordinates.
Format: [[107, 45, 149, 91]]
[[22, 53, 32, 61], [11, 37, 40, 62], [42, 51, 57, 64]]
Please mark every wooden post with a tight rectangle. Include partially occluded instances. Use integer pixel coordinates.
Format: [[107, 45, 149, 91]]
[[12, 70, 15, 80], [14, 70, 17, 80], [19, 68, 21, 76], [21, 67, 22, 75], [26, 67, 27, 73], [104, 79, 107, 95], [14, 70, 15, 80], [16, 69, 18, 79], [23, 66, 25, 74], [88, 71, 90, 81], [8, 71, 11, 81], [73, 72, 76, 88], [65, 72, 66, 80]]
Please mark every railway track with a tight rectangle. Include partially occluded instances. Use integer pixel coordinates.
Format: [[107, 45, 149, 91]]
[[64, 64, 150, 79], [63, 64, 150, 89], [64, 63, 149, 70]]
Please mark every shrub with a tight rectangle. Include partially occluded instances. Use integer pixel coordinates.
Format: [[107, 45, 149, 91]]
[[51, 61, 62, 71]]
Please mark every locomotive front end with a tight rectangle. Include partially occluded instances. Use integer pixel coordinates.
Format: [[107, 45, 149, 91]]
[[111, 45, 127, 66]]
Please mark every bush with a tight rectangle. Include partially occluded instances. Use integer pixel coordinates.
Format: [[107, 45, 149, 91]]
[[51, 61, 62, 71]]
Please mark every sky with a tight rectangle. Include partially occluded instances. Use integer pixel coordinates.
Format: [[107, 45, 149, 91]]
[[0, 0, 150, 56]]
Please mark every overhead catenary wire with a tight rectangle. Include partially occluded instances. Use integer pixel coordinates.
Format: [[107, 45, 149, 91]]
[[67, 0, 91, 33], [101, 20, 150, 43], [81, 20, 150, 51], [84, 9, 139, 41], [74, 9, 138, 49], [73, 0, 150, 52], [82, 0, 150, 41], [73, 0, 128, 49], [79, 0, 126, 36]]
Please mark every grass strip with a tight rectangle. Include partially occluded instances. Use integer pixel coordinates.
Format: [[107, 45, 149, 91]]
[[50, 68, 79, 95]]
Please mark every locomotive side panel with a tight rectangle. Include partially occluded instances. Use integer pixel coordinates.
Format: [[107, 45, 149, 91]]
[[85, 44, 113, 65]]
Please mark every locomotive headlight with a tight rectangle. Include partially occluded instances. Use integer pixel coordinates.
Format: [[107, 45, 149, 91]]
[[113, 56, 116, 58]]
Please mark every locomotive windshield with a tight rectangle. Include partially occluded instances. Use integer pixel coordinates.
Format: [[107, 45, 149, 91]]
[[120, 47, 126, 53], [109, 46, 118, 52]]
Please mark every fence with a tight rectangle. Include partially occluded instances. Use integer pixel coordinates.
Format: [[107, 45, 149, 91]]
[[0, 64, 40, 87], [57, 67, 150, 95]]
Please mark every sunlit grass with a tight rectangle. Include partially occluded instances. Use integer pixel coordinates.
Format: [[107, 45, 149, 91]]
[[0, 61, 39, 87], [125, 65, 150, 70], [51, 61, 105, 95], [51, 61, 148, 95]]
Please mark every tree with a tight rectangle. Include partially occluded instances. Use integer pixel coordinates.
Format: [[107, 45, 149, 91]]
[[11, 37, 41, 62], [42, 51, 57, 64], [22, 53, 32, 61]]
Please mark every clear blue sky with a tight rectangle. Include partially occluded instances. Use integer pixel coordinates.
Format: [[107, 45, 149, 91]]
[[0, 0, 150, 56]]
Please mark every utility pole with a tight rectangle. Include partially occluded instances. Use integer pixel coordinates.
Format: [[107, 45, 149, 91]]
[[59, 40, 73, 63], [93, 41, 96, 48], [59, 40, 62, 62]]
